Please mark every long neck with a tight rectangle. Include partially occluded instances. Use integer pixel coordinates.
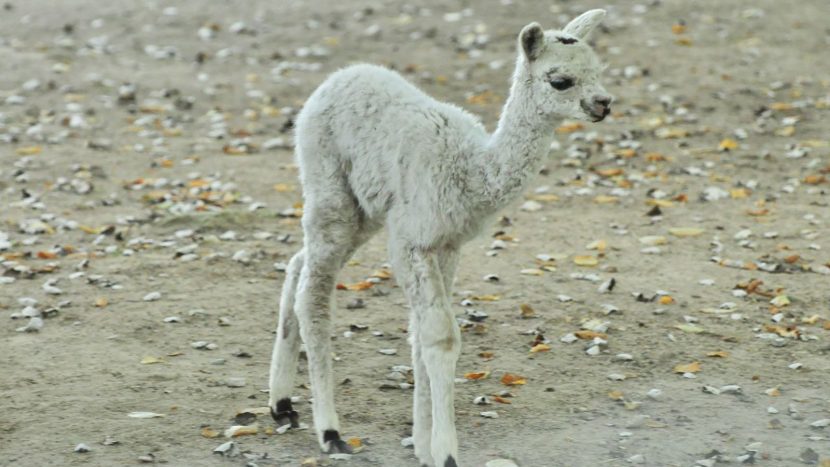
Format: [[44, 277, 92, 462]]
[[479, 63, 556, 206]]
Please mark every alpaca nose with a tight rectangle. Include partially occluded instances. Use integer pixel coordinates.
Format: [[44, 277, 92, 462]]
[[593, 95, 612, 108]]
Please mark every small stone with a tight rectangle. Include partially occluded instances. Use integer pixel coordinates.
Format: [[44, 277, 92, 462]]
[[401, 437, 414, 448], [143, 291, 161, 302], [213, 441, 238, 457], [485, 460, 519, 467], [799, 448, 818, 464], [16, 317, 43, 333], [225, 377, 246, 387], [628, 454, 645, 464], [74, 443, 91, 453], [646, 388, 662, 399], [378, 348, 397, 355], [480, 411, 499, 419]]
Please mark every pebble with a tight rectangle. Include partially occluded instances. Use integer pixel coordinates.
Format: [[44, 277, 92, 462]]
[[143, 291, 162, 301], [213, 441, 238, 457], [480, 411, 499, 419], [225, 377, 246, 388], [74, 443, 91, 453], [16, 317, 43, 332], [485, 460, 518, 467]]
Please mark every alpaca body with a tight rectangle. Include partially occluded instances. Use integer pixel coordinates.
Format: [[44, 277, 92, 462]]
[[268, 11, 611, 466], [297, 63, 503, 249]]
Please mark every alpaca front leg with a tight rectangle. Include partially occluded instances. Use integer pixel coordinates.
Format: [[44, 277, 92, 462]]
[[399, 250, 461, 466], [268, 250, 304, 428], [410, 320, 433, 465], [294, 263, 352, 454], [421, 308, 461, 467]]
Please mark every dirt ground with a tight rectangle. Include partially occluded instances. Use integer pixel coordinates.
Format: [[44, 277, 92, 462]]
[[2, 0, 830, 466]]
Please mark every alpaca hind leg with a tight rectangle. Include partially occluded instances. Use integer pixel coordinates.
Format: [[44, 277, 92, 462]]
[[295, 202, 374, 453], [268, 249, 305, 427]]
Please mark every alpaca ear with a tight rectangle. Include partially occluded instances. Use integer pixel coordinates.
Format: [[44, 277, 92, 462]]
[[563, 9, 606, 40], [519, 22, 545, 61]]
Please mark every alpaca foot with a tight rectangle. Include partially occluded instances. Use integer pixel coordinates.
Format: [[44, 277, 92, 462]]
[[270, 398, 300, 428], [443, 456, 458, 467], [323, 429, 353, 454]]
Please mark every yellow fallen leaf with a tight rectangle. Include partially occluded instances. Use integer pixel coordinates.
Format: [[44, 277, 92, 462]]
[[718, 138, 739, 151], [15, 145, 42, 156], [730, 188, 751, 199], [593, 195, 619, 204], [673, 362, 701, 374], [659, 295, 676, 305], [556, 122, 584, 133], [347, 437, 362, 448], [608, 390, 624, 401], [201, 427, 221, 438], [770, 102, 794, 111], [707, 351, 729, 358], [273, 183, 295, 192], [94, 297, 109, 308], [225, 425, 258, 437], [585, 239, 607, 251], [370, 269, 392, 280], [669, 227, 704, 238], [530, 343, 551, 353], [519, 303, 536, 319], [574, 330, 607, 340], [775, 126, 795, 137], [500, 373, 527, 386], [520, 268, 544, 276], [345, 281, 374, 291], [770, 295, 790, 307], [527, 193, 560, 202], [140, 356, 164, 364], [671, 23, 687, 35], [766, 387, 781, 397], [574, 255, 598, 267], [471, 294, 501, 302], [645, 199, 674, 208], [464, 371, 490, 381], [79, 225, 104, 234]]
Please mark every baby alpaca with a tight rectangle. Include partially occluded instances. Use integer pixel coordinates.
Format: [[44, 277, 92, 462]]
[[268, 10, 612, 466]]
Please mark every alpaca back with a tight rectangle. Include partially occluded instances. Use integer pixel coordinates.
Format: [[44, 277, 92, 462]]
[[294, 64, 488, 235]]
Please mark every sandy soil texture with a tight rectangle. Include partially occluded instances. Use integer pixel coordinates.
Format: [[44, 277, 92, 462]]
[[2, 0, 830, 466]]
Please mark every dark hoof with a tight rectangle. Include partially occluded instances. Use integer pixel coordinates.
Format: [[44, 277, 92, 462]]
[[324, 429, 353, 454], [444, 456, 458, 467], [270, 398, 300, 428]]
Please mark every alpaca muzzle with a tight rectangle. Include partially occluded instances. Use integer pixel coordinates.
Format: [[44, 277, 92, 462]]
[[581, 95, 612, 122]]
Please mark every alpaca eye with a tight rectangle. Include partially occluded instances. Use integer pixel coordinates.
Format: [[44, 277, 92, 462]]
[[550, 77, 574, 91]]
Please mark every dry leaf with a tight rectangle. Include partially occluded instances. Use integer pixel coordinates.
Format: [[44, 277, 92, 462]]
[[707, 351, 729, 358], [593, 195, 619, 204], [94, 297, 109, 308], [669, 227, 704, 238], [718, 139, 739, 151], [574, 330, 607, 340], [574, 255, 598, 267], [520, 268, 544, 276], [16, 145, 43, 156], [530, 343, 551, 353], [608, 390, 624, 401], [492, 396, 512, 404], [464, 371, 490, 381], [346, 281, 374, 291], [519, 303, 536, 319], [556, 122, 584, 133], [673, 362, 701, 374], [500, 373, 527, 386], [659, 295, 675, 305], [347, 437, 362, 448], [201, 427, 221, 438], [471, 294, 501, 302], [140, 356, 164, 364]]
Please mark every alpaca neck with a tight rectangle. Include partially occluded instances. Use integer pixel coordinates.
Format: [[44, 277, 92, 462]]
[[480, 64, 556, 206]]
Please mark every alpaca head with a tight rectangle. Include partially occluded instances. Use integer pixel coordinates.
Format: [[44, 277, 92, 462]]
[[517, 10, 612, 122]]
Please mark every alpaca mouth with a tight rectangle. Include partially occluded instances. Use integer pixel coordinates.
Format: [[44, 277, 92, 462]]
[[590, 106, 610, 122]]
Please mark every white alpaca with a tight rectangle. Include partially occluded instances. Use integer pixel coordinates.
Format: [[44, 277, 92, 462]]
[[268, 10, 612, 466]]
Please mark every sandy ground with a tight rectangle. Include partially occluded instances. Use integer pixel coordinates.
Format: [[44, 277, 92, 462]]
[[1, 0, 830, 466]]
